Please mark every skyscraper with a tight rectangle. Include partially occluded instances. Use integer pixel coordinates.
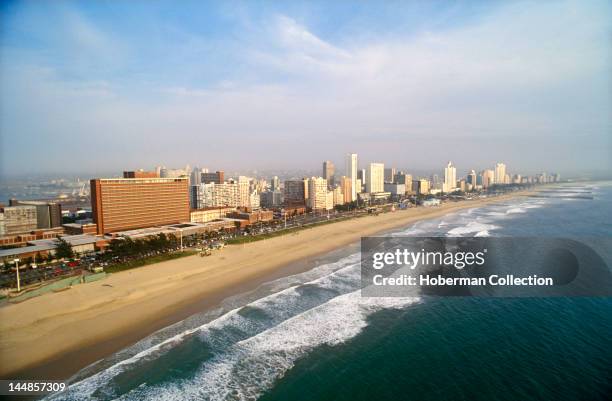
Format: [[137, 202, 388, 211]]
[[190, 167, 202, 186], [345, 153, 358, 202], [366, 163, 385, 194], [284, 179, 309, 206], [384, 167, 396, 183], [443, 161, 457, 193], [271, 176, 280, 191], [323, 161, 335, 187], [340, 176, 352, 204], [494, 163, 506, 185], [307, 177, 329, 210]]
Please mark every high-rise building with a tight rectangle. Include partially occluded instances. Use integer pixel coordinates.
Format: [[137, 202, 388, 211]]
[[191, 182, 241, 209], [412, 179, 430, 196], [325, 190, 334, 211], [340, 176, 352, 204], [260, 190, 283, 208], [323, 161, 335, 187], [384, 167, 396, 183], [250, 190, 261, 209], [307, 177, 329, 210], [481, 169, 495, 188], [201, 171, 225, 184], [345, 153, 358, 202], [332, 186, 344, 206], [443, 161, 457, 193], [0, 205, 37, 235], [467, 170, 477, 188], [284, 179, 309, 206], [366, 163, 385, 193], [190, 167, 202, 186], [271, 176, 280, 191], [233, 176, 251, 207], [494, 163, 506, 185], [90, 177, 190, 234], [394, 172, 413, 194]]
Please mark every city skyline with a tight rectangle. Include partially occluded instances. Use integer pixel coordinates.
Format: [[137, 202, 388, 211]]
[[1, 0, 610, 177]]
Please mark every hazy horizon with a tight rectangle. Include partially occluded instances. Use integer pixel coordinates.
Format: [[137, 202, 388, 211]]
[[1, 0, 610, 177]]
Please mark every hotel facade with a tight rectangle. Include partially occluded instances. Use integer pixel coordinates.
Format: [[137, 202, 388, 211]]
[[91, 177, 190, 234]]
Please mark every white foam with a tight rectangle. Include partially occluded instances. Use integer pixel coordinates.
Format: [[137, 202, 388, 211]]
[[446, 221, 499, 236], [46, 254, 373, 400], [505, 207, 526, 214], [116, 291, 419, 401]]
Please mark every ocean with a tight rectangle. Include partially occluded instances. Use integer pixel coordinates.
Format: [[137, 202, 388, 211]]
[[47, 183, 612, 401]]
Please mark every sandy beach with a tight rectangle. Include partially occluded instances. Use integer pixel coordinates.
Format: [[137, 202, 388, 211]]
[[0, 193, 528, 379]]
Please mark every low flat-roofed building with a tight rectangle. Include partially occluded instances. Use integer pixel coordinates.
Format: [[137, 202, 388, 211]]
[[113, 220, 240, 241], [0, 227, 64, 247], [384, 183, 406, 196], [63, 223, 98, 235], [0, 234, 102, 263], [190, 206, 235, 223], [226, 210, 274, 224]]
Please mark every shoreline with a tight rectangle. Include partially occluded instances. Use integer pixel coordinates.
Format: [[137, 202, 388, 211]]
[[0, 193, 530, 379]]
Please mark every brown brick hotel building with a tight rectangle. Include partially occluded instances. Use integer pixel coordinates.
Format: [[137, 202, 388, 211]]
[[91, 177, 190, 234]]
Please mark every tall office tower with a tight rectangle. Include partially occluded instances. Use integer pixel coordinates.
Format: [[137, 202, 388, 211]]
[[307, 177, 329, 210], [467, 170, 477, 187], [494, 163, 506, 185], [394, 172, 413, 193], [323, 161, 335, 187], [412, 179, 431, 196], [345, 153, 358, 202], [190, 167, 202, 186], [90, 177, 190, 234], [340, 176, 353, 204], [443, 161, 457, 193], [366, 163, 385, 194], [284, 179, 308, 206], [431, 174, 442, 190], [384, 167, 396, 183], [271, 176, 280, 191]]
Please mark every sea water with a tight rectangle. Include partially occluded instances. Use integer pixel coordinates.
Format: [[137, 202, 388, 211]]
[[48, 183, 612, 401]]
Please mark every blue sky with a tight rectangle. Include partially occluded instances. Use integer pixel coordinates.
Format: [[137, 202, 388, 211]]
[[1, 0, 610, 177]]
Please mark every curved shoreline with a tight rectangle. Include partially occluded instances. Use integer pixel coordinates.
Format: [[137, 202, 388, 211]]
[[0, 193, 529, 379]]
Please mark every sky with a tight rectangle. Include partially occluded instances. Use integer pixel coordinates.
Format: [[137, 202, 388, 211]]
[[0, 0, 610, 178]]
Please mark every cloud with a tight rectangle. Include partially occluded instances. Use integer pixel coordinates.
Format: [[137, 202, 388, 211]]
[[0, 1, 610, 176]]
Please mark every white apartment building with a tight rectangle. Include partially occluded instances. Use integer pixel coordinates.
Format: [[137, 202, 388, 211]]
[[366, 163, 385, 193]]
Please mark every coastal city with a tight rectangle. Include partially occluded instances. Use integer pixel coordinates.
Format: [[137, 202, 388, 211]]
[[0, 153, 560, 299]]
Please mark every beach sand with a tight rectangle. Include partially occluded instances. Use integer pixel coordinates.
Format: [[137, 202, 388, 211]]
[[0, 194, 527, 379]]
